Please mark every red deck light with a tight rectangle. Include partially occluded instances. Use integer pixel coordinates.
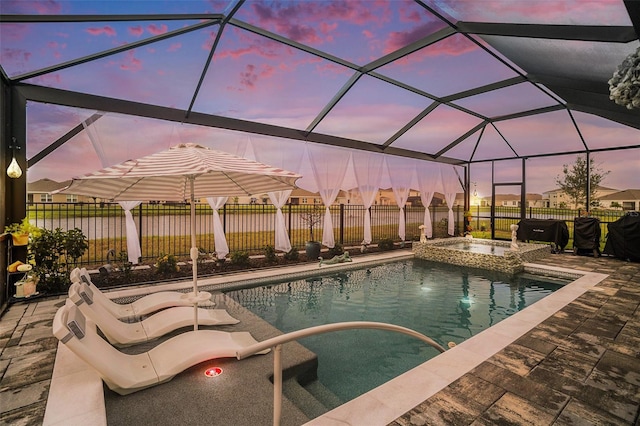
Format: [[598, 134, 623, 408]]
[[204, 367, 223, 377]]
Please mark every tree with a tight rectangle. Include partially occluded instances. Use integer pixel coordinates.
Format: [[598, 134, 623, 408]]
[[555, 155, 609, 209]]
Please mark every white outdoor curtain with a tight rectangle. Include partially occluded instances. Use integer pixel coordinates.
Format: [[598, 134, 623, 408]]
[[352, 151, 384, 245], [386, 156, 416, 241], [251, 137, 305, 252], [305, 144, 352, 248], [119, 201, 142, 263], [416, 162, 441, 238], [440, 164, 463, 236], [268, 190, 293, 252], [206, 197, 229, 259], [84, 116, 142, 264]]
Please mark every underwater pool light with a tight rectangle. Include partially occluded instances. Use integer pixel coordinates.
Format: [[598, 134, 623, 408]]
[[204, 367, 223, 377]]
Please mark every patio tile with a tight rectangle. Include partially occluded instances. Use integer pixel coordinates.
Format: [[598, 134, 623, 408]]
[[19, 324, 55, 345], [486, 343, 546, 376], [0, 350, 56, 390], [554, 398, 633, 425], [0, 338, 58, 361], [534, 346, 599, 382], [393, 374, 504, 426], [513, 333, 557, 356], [587, 350, 640, 390], [0, 379, 49, 414], [0, 401, 47, 426], [472, 392, 556, 426], [470, 362, 569, 414]]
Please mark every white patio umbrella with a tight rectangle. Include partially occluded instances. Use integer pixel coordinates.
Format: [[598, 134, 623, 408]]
[[56, 143, 301, 298]]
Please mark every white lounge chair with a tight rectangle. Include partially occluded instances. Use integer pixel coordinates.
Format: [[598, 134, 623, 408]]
[[69, 268, 211, 320], [68, 282, 239, 346], [53, 301, 269, 395]]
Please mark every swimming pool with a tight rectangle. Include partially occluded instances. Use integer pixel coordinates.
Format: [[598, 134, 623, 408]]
[[225, 259, 566, 406]]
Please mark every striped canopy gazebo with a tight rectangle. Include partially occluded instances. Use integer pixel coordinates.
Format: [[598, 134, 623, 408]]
[[57, 143, 301, 296]]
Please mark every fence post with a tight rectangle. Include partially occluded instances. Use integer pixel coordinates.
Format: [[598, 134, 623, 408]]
[[287, 203, 292, 241], [223, 203, 227, 233], [138, 203, 143, 255], [339, 204, 344, 245]]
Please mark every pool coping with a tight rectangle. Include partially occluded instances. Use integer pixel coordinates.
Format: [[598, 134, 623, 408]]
[[42, 251, 607, 426]]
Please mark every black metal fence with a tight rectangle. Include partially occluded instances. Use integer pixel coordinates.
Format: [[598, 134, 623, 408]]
[[25, 202, 461, 267], [19, 202, 626, 268]]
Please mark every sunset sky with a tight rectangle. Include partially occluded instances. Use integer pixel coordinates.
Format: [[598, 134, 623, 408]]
[[1, 0, 638, 198]]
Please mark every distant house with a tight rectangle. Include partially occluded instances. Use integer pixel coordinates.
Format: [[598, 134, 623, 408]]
[[597, 189, 640, 211], [27, 179, 94, 203], [480, 193, 543, 208], [542, 185, 619, 208]]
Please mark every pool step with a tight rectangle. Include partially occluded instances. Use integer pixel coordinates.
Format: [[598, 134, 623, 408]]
[[283, 378, 342, 419]]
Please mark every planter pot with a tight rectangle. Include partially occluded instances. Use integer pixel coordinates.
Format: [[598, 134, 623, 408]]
[[305, 241, 321, 260], [11, 233, 29, 246]]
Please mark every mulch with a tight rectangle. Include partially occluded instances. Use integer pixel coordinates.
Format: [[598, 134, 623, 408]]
[[89, 245, 398, 289]]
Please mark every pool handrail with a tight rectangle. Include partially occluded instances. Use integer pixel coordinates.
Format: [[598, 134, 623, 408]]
[[236, 321, 446, 426]]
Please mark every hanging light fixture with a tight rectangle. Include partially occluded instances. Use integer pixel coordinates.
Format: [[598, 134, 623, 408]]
[[6, 138, 22, 179], [608, 46, 640, 110]]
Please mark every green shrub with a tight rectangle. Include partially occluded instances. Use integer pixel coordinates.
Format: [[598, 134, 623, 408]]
[[155, 253, 179, 275], [116, 251, 133, 280], [378, 238, 395, 251], [264, 245, 278, 264], [30, 227, 88, 294], [327, 243, 344, 258], [230, 250, 250, 266], [283, 248, 299, 261]]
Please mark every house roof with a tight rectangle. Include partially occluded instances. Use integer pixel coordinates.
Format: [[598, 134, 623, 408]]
[[597, 189, 640, 201], [27, 178, 71, 193], [543, 185, 619, 195]]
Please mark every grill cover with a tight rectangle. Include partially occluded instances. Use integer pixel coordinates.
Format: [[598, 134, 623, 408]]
[[516, 219, 569, 251], [573, 217, 601, 252], [603, 212, 640, 262]]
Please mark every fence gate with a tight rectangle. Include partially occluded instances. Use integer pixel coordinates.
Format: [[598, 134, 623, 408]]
[[491, 183, 525, 240]]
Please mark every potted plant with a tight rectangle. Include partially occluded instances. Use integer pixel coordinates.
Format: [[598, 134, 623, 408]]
[[4, 217, 40, 246], [300, 204, 323, 260]]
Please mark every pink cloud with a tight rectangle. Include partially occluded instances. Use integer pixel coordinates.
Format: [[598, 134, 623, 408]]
[[0, 0, 62, 14], [383, 22, 448, 54], [319, 22, 338, 35], [119, 50, 142, 72], [249, 0, 390, 45], [147, 24, 168, 35], [362, 30, 374, 39], [129, 26, 144, 37], [237, 63, 276, 90], [1, 48, 32, 66], [167, 43, 182, 52], [86, 26, 117, 37], [1, 23, 29, 42]]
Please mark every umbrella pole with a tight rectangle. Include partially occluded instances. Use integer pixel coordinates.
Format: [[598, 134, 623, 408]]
[[190, 176, 199, 331]]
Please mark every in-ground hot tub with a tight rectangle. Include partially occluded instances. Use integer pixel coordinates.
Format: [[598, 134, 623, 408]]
[[412, 237, 551, 274]]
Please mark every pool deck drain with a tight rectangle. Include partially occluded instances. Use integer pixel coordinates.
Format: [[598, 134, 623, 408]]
[[1, 249, 639, 425]]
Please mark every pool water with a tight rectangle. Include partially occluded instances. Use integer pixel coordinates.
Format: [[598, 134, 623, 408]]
[[446, 241, 509, 255], [225, 259, 565, 404]]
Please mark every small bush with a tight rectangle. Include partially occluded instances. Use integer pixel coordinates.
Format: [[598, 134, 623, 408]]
[[155, 253, 179, 275], [264, 245, 278, 264], [230, 250, 251, 266], [378, 238, 395, 251], [283, 248, 299, 261], [327, 243, 344, 258]]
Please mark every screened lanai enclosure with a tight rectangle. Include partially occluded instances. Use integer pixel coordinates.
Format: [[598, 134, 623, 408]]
[[1, 1, 639, 243]]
